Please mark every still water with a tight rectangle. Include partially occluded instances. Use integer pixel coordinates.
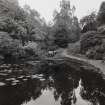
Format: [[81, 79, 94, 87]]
[[0, 59, 105, 105]]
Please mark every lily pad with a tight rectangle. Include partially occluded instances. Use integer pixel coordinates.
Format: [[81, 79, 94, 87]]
[[18, 76, 24, 79], [23, 79, 28, 81], [12, 80, 20, 83], [0, 73, 8, 76], [6, 78, 16, 81], [0, 82, 5, 86], [11, 83, 17, 86]]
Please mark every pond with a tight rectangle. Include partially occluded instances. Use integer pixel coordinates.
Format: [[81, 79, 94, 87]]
[[0, 59, 105, 105]]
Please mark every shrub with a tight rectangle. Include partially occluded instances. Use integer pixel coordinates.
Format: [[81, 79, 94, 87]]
[[23, 42, 38, 57], [97, 25, 105, 34], [67, 42, 80, 55], [80, 31, 102, 54]]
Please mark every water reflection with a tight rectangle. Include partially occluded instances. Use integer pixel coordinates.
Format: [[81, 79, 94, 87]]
[[0, 61, 104, 105]]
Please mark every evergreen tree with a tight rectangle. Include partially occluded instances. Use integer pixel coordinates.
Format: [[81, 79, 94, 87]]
[[53, 0, 80, 48], [97, 1, 105, 26]]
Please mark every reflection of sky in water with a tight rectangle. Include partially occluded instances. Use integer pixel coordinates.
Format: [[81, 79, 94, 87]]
[[22, 89, 61, 105], [74, 80, 91, 105], [22, 80, 92, 105]]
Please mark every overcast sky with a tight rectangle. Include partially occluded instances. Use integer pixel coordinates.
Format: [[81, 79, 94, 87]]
[[19, 0, 103, 22]]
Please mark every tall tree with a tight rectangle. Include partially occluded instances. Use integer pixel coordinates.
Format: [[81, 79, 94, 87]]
[[0, 0, 46, 45], [53, 0, 80, 48], [80, 11, 97, 33], [53, 0, 74, 29], [97, 1, 105, 26]]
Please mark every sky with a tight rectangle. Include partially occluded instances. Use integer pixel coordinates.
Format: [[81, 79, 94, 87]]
[[19, 0, 103, 22]]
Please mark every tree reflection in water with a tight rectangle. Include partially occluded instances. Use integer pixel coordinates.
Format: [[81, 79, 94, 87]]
[[0, 60, 105, 105], [0, 78, 45, 105]]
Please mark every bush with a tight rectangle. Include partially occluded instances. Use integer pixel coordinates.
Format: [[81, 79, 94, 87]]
[[97, 25, 105, 34], [23, 42, 39, 57], [86, 48, 96, 59], [80, 30, 105, 59], [67, 42, 80, 54], [97, 2, 105, 26], [54, 28, 69, 48], [80, 31, 102, 54]]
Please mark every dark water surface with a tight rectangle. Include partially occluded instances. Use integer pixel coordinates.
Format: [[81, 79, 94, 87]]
[[0, 59, 105, 105]]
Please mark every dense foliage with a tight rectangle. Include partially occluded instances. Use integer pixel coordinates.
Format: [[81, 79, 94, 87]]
[[0, 0, 47, 62], [80, 1, 105, 60], [97, 2, 105, 26], [80, 12, 97, 33], [52, 0, 80, 48], [1, 0, 105, 62]]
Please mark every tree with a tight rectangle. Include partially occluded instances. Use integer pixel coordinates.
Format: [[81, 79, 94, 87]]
[[23, 5, 46, 42], [53, 0, 75, 28], [0, 0, 48, 61], [0, 31, 23, 62], [97, 1, 105, 26], [80, 11, 97, 33], [80, 30, 105, 59], [0, 0, 46, 45], [80, 31, 102, 54], [54, 28, 69, 48], [53, 0, 80, 48]]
